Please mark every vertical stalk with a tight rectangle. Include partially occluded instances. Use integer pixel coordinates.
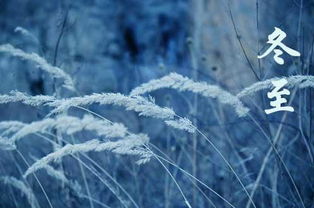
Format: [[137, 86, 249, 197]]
[[189, 0, 204, 206]]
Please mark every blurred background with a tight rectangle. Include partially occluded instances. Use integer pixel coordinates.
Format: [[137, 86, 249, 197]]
[[0, 0, 313, 207]]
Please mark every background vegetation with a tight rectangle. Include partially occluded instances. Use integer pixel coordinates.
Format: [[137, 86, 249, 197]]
[[0, 0, 313, 208]]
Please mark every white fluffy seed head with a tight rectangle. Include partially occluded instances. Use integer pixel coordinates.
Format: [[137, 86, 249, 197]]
[[237, 75, 314, 98], [48, 93, 176, 120], [165, 117, 196, 133], [0, 44, 75, 90], [131, 73, 249, 117], [0, 176, 39, 208], [8, 115, 128, 144], [24, 134, 151, 178], [0, 91, 55, 106]]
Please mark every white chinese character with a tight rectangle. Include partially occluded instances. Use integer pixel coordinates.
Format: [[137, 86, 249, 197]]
[[258, 27, 300, 65], [265, 78, 294, 114]]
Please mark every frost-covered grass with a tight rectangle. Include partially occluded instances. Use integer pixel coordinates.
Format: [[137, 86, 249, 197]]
[[0, 2, 313, 208], [0, 40, 313, 208]]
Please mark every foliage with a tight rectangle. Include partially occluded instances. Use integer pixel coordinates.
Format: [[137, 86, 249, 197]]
[[0, 1, 313, 208]]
